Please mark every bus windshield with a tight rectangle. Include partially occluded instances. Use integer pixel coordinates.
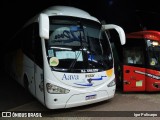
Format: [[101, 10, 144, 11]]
[[45, 16, 113, 73], [146, 40, 160, 70]]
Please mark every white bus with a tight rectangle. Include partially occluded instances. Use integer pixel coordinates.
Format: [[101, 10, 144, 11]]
[[5, 6, 125, 109]]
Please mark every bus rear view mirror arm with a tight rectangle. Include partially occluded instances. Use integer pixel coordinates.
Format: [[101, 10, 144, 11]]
[[39, 13, 49, 39], [102, 24, 126, 45]]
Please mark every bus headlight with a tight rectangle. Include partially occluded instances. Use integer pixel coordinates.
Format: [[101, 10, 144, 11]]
[[107, 79, 116, 87], [46, 83, 70, 94]]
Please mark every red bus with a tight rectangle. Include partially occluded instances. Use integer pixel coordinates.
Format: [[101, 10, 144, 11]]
[[123, 30, 160, 92]]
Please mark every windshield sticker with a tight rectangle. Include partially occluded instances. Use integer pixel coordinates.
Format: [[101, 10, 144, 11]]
[[56, 51, 83, 61], [50, 27, 84, 43], [49, 57, 59, 66], [150, 58, 157, 66], [48, 49, 54, 57]]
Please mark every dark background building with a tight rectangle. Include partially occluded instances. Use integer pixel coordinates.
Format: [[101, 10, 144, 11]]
[[2, 0, 160, 39], [1, 0, 160, 72]]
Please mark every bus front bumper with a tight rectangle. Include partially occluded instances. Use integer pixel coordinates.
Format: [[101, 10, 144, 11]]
[[45, 86, 115, 109], [65, 90, 112, 108]]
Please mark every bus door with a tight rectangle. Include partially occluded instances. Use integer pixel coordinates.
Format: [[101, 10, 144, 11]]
[[123, 47, 146, 92], [146, 41, 160, 91]]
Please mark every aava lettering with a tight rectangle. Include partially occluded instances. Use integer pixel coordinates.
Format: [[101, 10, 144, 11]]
[[62, 74, 79, 80]]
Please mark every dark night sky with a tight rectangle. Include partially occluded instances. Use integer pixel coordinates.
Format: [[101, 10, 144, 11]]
[[2, 0, 160, 40], [3, 0, 160, 37], [1, 0, 160, 64]]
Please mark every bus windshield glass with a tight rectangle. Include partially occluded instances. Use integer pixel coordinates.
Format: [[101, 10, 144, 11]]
[[45, 16, 113, 73], [146, 40, 160, 70]]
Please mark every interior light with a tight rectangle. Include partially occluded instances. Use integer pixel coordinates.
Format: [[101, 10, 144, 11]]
[[152, 41, 159, 46]]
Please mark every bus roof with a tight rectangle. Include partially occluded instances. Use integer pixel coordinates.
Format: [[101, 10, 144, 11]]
[[24, 6, 100, 28], [126, 30, 160, 41], [13, 6, 100, 41], [42, 6, 100, 23]]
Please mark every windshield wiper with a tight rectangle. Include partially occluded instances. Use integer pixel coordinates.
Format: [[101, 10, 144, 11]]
[[68, 21, 86, 72], [68, 49, 83, 72], [89, 49, 109, 69]]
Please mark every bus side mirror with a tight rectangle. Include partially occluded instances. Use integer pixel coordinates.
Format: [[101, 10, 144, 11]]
[[39, 14, 49, 39], [102, 24, 126, 45]]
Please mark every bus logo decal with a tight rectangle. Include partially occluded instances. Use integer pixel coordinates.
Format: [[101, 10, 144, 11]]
[[75, 83, 93, 86], [62, 74, 79, 80], [74, 76, 107, 87], [85, 74, 95, 78], [135, 71, 160, 80]]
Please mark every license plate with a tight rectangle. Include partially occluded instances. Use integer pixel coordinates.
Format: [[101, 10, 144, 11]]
[[85, 94, 96, 100]]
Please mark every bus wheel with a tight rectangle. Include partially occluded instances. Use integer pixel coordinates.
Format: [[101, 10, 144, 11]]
[[24, 76, 29, 92]]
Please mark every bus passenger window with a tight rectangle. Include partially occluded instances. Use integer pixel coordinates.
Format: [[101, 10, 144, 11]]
[[33, 23, 43, 68], [124, 47, 144, 65], [134, 52, 143, 64]]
